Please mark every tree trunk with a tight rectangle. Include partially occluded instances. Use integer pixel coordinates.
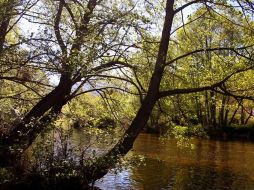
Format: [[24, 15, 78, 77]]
[[0, 74, 72, 166], [0, 0, 99, 166], [244, 109, 252, 125], [210, 91, 217, 127], [240, 104, 245, 125], [0, 0, 15, 52], [219, 96, 227, 127], [107, 0, 175, 154], [224, 109, 229, 127], [83, 0, 175, 183], [229, 100, 241, 125], [194, 96, 203, 125], [205, 91, 211, 126]]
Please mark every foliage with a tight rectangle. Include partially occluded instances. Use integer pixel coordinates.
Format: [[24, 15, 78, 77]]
[[160, 124, 207, 149]]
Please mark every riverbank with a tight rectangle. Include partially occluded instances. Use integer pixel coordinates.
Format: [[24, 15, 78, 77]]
[[145, 124, 254, 141], [206, 125, 254, 141]]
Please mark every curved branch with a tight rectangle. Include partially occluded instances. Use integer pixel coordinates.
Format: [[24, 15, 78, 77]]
[[165, 45, 254, 66], [0, 76, 53, 87], [158, 66, 254, 99], [174, 0, 204, 14], [215, 85, 254, 101], [73, 60, 136, 82], [91, 60, 136, 72], [68, 86, 139, 100]]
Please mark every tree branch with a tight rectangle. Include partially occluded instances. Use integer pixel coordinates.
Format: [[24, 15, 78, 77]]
[[165, 45, 254, 66], [54, 1, 67, 55], [174, 0, 204, 14], [158, 66, 254, 98]]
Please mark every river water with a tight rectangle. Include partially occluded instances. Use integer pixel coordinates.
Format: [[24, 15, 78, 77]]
[[95, 133, 254, 190]]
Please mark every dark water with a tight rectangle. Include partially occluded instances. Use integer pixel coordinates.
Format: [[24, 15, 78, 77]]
[[95, 133, 254, 190]]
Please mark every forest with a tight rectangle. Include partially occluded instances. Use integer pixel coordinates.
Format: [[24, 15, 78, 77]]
[[1, 0, 254, 189]]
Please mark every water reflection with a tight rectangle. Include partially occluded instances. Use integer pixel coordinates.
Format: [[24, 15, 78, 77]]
[[95, 134, 254, 190]]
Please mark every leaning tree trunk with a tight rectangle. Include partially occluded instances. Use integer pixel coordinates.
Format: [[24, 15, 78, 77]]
[[0, 0, 99, 166], [229, 100, 241, 125], [244, 108, 253, 125], [0, 74, 72, 166], [82, 0, 175, 184], [106, 0, 175, 156]]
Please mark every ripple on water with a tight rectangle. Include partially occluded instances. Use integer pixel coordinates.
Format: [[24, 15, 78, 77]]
[[95, 134, 254, 190]]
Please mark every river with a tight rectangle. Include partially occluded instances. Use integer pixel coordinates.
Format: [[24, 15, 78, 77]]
[[95, 133, 254, 190]]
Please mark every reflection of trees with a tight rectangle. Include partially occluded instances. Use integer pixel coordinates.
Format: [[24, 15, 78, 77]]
[[130, 158, 173, 190], [127, 137, 254, 190]]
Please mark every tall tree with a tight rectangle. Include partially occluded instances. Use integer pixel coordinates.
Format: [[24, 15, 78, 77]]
[[0, 0, 149, 165]]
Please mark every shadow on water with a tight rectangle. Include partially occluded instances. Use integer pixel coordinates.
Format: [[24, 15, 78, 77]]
[[95, 134, 254, 190]]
